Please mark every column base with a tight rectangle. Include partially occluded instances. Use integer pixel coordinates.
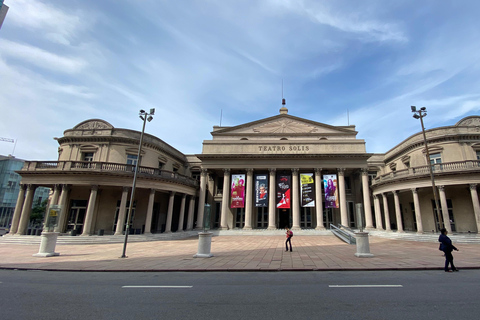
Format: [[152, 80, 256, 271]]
[[267, 226, 277, 230], [315, 226, 326, 231], [243, 226, 253, 230], [291, 226, 301, 231]]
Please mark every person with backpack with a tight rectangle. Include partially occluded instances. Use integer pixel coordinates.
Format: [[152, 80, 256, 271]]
[[285, 227, 293, 252], [439, 228, 459, 272]]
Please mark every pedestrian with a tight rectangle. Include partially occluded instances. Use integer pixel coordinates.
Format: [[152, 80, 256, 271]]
[[285, 227, 293, 252], [438, 228, 459, 272]]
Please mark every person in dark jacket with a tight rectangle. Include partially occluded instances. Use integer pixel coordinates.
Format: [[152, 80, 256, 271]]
[[438, 228, 459, 272]]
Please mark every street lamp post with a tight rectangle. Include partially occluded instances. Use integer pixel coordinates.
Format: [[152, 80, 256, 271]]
[[121, 108, 155, 258], [411, 106, 443, 231]]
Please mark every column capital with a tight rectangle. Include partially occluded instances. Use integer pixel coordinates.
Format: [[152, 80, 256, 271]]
[[246, 168, 254, 175], [411, 188, 418, 194], [438, 185, 445, 191], [470, 184, 478, 190], [201, 168, 208, 176], [373, 194, 378, 200], [361, 168, 369, 175], [337, 168, 346, 175], [291, 168, 299, 174], [269, 168, 276, 176], [314, 168, 322, 174], [223, 168, 231, 174], [91, 185, 99, 191], [150, 188, 156, 195], [392, 190, 399, 195], [169, 191, 176, 196]]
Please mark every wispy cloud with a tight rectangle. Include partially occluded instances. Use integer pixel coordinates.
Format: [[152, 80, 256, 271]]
[[0, 39, 87, 73], [7, 0, 86, 45]]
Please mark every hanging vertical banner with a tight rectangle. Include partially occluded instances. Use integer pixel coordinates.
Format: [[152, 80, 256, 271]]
[[255, 174, 268, 207], [231, 174, 245, 208], [300, 173, 315, 207], [323, 174, 339, 208], [276, 174, 291, 208]]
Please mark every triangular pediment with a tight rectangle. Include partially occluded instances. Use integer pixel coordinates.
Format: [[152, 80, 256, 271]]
[[212, 114, 356, 137]]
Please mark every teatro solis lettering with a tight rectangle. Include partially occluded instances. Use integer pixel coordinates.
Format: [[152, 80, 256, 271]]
[[258, 145, 310, 152]]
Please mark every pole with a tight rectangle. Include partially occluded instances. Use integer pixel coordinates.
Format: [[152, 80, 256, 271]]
[[417, 110, 443, 231], [121, 114, 147, 258]]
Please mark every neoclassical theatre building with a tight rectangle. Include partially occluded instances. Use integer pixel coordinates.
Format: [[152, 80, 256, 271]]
[[8, 106, 480, 236]]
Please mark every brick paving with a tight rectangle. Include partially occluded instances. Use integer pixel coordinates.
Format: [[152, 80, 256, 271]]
[[1, 234, 479, 272]]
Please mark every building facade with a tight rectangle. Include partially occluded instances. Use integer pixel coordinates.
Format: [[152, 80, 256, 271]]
[[371, 116, 480, 234], [9, 109, 480, 236]]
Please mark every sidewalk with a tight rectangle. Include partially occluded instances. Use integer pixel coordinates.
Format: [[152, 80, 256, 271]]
[[1, 234, 479, 272]]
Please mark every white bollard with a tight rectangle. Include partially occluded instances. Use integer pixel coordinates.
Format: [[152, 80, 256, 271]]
[[33, 232, 60, 257], [193, 232, 214, 258], [354, 232, 374, 258]]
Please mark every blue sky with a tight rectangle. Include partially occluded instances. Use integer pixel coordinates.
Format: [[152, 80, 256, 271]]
[[1, 0, 480, 160]]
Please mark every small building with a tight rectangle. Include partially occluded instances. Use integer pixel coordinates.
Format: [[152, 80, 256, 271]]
[[0, 155, 50, 232]]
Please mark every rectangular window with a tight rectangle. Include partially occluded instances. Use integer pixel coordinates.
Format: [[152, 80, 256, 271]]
[[83, 152, 94, 162], [476, 151, 480, 160], [429, 153, 442, 164], [127, 154, 138, 166]]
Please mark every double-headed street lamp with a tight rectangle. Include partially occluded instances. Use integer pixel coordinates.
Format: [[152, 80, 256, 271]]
[[411, 106, 443, 231], [121, 108, 155, 258]]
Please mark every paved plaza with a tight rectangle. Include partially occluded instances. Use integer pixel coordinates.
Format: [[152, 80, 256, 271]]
[[1, 233, 480, 272]]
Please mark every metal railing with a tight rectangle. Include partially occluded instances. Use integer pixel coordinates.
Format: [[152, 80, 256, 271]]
[[372, 160, 480, 185], [330, 224, 356, 245], [22, 161, 199, 187]]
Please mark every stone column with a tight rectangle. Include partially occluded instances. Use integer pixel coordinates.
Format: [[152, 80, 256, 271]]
[[373, 194, 383, 230], [314, 168, 325, 230], [195, 169, 208, 230], [55, 185, 70, 233], [338, 168, 348, 226], [9, 184, 26, 235], [50, 184, 61, 206], [16, 184, 36, 235], [438, 186, 452, 233], [178, 194, 187, 231], [186, 196, 195, 231], [393, 190, 404, 232], [411, 188, 424, 234], [144, 189, 156, 234], [165, 191, 176, 233], [81, 185, 98, 236], [361, 169, 374, 229], [292, 168, 300, 230], [114, 187, 129, 235], [268, 168, 276, 229], [469, 184, 480, 233], [220, 169, 231, 229], [244, 169, 253, 229], [382, 193, 392, 231]]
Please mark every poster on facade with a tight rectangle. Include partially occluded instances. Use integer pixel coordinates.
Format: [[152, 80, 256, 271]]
[[276, 174, 291, 208], [300, 173, 315, 207], [231, 174, 245, 208], [255, 174, 268, 207], [323, 174, 339, 208]]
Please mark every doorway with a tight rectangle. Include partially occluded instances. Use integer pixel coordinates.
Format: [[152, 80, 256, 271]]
[[279, 209, 291, 229]]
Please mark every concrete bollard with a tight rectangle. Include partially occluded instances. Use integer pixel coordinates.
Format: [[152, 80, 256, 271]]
[[193, 232, 214, 258], [354, 232, 374, 258], [33, 232, 60, 257]]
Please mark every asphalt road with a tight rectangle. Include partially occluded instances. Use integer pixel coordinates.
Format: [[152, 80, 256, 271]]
[[0, 269, 477, 320]]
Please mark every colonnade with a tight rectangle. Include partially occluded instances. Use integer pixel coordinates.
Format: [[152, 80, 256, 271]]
[[195, 167, 375, 230], [373, 184, 480, 233], [10, 184, 197, 236]]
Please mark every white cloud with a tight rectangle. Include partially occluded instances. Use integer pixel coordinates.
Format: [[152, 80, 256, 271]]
[[7, 0, 84, 45], [0, 39, 87, 73]]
